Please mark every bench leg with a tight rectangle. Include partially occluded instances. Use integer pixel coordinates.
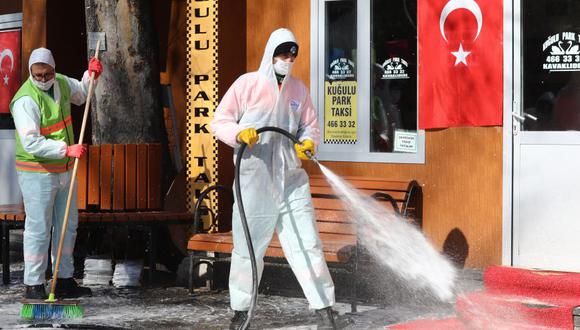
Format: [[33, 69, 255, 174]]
[[350, 276, 358, 313], [2, 223, 10, 285], [188, 255, 215, 291], [350, 255, 358, 313], [188, 251, 194, 294], [147, 226, 157, 286], [206, 259, 214, 289]]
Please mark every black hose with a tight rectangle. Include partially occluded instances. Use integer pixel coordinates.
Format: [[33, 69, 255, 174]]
[[235, 126, 302, 330], [192, 184, 231, 234]]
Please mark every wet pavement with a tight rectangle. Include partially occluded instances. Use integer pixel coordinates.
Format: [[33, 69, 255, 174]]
[[0, 261, 483, 329]]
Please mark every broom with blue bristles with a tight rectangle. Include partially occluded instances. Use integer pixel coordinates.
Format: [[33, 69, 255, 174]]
[[21, 40, 101, 320]]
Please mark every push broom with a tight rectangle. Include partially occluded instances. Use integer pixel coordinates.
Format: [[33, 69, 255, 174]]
[[21, 40, 101, 320]]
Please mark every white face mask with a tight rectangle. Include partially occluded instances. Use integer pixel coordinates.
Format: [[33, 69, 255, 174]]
[[31, 77, 55, 91], [273, 59, 293, 76]]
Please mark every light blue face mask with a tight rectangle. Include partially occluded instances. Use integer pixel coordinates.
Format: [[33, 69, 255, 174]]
[[30, 76, 55, 91]]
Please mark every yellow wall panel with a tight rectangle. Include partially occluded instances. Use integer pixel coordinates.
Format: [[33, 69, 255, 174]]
[[186, 0, 219, 230]]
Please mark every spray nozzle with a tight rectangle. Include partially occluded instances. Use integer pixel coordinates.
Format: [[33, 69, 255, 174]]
[[305, 150, 319, 164]]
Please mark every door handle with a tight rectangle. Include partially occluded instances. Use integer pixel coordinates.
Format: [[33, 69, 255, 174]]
[[512, 112, 538, 122], [512, 112, 525, 121], [524, 113, 538, 121]]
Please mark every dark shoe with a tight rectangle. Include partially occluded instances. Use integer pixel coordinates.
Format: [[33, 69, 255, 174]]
[[24, 284, 47, 300], [316, 307, 338, 330], [230, 310, 249, 330], [54, 278, 92, 298], [316, 307, 351, 329]]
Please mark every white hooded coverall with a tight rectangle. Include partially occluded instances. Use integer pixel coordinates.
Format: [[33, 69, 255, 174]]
[[12, 48, 91, 285], [210, 28, 336, 311]]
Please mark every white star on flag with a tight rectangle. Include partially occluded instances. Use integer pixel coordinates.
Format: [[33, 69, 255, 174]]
[[451, 43, 471, 66], [3, 74, 8, 85]]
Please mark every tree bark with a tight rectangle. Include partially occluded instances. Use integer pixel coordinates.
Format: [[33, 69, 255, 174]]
[[85, 0, 163, 144]]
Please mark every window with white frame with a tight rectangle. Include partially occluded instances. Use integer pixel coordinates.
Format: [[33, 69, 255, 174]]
[[311, 0, 424, 163]]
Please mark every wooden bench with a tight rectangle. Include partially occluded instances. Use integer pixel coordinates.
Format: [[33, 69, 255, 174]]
[[0, 143, 193, 285], [186, 175, 422, 312], [0, 203, 25, 285]]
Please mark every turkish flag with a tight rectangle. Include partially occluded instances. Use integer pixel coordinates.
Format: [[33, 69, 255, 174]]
[[0, 30, 21, 114], [418, 0, 503, 129]]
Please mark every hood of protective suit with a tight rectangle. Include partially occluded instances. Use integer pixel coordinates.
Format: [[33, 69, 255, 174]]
[[258, 28, 297, 81], [28, 48, 55, 73], [28, 48, 57, 91], [212, 28, 319, 206]]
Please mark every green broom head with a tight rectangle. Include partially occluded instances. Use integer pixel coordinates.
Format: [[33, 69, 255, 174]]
[[20, 302, 84, 319]]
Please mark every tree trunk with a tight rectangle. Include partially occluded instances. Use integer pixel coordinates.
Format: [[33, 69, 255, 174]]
[[83, 1, 178, 268], [85, 0, 163, 144]]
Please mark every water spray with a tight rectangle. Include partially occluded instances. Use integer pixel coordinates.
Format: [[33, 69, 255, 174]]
[[235, 126, 317, 330]]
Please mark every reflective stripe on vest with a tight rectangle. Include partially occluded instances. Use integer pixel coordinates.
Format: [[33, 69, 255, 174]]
[[15, 159, 75, 172], [40, 115, 72, 135]]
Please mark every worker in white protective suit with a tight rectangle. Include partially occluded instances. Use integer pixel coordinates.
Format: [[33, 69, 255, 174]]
[[211, 28, 344, 330], [10, 48, 102, 300]]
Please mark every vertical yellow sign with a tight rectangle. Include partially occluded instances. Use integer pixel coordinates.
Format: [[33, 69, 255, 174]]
[[324, 81, 357, 144], [186, 0, 219, 230]]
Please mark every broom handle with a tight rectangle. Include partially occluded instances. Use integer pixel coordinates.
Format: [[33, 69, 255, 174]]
[[49, 40, 100, 297]]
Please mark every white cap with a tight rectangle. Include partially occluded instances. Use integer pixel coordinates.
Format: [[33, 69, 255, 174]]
[[28, 47, 55, 71]]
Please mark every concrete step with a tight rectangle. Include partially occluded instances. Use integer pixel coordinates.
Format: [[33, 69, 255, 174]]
[[574, 306, 580, 330], [387, 316, 465, 329]]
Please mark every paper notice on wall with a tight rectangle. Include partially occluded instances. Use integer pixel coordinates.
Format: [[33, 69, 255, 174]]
[[393, 130, 417, 153], [323, 80, 357, 144]]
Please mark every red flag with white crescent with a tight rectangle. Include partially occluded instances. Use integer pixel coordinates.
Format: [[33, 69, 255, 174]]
[[418, 0, 503, 129], [0, 30, 21, 114]]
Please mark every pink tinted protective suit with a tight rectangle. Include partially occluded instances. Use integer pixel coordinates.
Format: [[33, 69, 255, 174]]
[[210, 28, 334, 311]]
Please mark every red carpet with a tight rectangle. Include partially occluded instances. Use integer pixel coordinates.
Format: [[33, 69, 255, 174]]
[[387, 266, 580, 329], [484, 265, 580, 298]]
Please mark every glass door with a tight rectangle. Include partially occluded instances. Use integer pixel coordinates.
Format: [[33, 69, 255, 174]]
[[513, 0, 580, 271]]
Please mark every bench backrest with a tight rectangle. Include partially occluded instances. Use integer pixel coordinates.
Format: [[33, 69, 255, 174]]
[[192, 175, 422, 238], [76, 144, 162, 212], [309, 175, 423, 239]]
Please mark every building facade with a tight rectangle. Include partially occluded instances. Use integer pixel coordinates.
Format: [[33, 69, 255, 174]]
[[2, 0, 579, 272]]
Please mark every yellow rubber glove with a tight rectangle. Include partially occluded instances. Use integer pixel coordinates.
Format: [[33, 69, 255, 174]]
[[237, 128, 259, 147], [294, 139, 315, 160]]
